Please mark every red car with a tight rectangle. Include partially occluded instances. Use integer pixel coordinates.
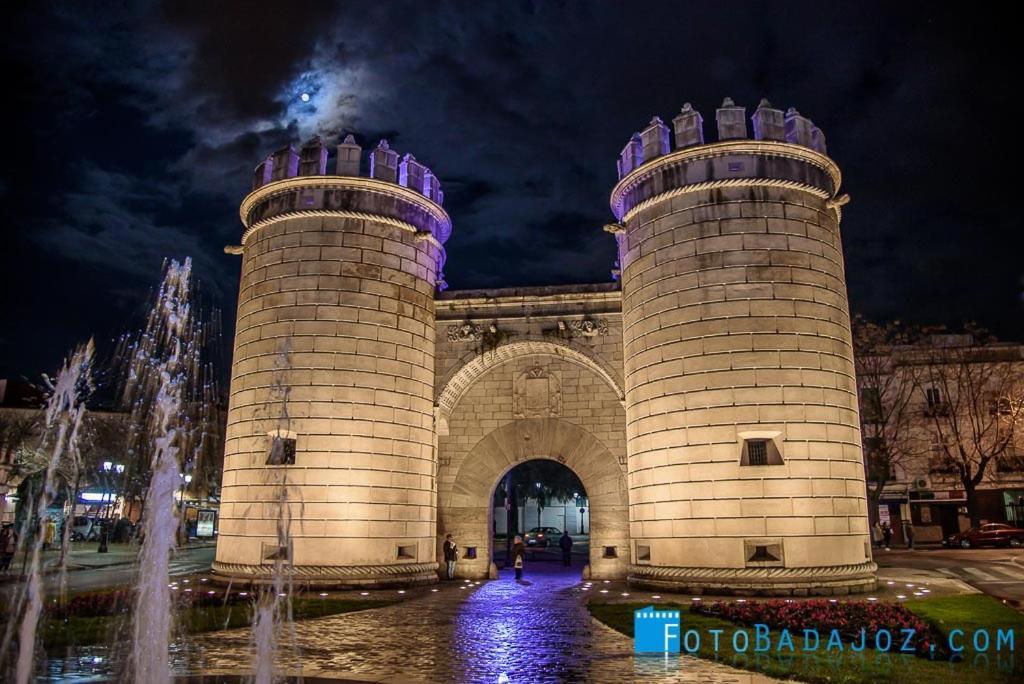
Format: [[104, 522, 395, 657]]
[[943, 523, 1024, 549]]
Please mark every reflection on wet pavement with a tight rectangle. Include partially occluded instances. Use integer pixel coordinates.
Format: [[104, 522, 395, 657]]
[[189, 563, 774, 683]]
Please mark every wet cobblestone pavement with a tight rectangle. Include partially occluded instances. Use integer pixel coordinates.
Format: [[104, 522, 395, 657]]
[[188, 564, 776, 683]]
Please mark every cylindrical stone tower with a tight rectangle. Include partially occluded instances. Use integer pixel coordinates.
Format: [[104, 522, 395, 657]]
[[214, 135, 450, 586], [610, 98, 874, 595]]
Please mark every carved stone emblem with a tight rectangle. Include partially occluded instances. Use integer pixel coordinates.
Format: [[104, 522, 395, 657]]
[[513, 366, 561, 418], [559, 317, 609, 338], [447, 322, 483, 342]]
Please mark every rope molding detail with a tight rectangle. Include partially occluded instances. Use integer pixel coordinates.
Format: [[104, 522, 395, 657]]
[[628, 560, 877, 581], [618, 177, 831, 223], [239, 209, 444, 250], [212, 560, 439, 578], [610, 139, 842, 215]]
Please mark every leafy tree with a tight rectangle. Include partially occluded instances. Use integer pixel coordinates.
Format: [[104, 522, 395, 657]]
[[494, 459, 586, 536], [494, 460, 585, 506]]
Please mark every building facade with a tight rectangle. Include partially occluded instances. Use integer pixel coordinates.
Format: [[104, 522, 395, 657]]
[[214, 98, 877, 594], [857, 335, 1024, 544]]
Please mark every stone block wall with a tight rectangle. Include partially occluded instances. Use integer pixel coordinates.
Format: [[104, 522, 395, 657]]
[[433, 286, 630, 579], [610, 99, 874, 593], [215, 135, 450, 585], [620, 187, 867, 564], [218, 214, 440, 571]]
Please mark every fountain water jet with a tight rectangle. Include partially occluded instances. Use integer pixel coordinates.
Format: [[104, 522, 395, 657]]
[[251, 342, 302, 683], [127, 258, 195, 684], [6, 340, 95, 684]]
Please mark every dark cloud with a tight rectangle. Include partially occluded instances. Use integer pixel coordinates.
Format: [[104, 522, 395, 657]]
[[1, 1, 1022, 380]]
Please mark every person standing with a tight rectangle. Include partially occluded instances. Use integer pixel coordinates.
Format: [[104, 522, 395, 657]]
[[443, 533, 459, 580], [512, 535, 526, 580], [0, 525, 18, 572], [905, 521, 915, 550], [559, 530, 573, 567], [43, 517, 56, 551], [871, 521, 883, 549], [882, 522, 893, 550]]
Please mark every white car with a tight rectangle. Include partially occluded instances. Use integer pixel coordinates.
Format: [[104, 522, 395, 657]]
[[70, 516, 100, 541]]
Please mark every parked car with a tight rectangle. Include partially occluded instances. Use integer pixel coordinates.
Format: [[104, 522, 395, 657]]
[[943, 523, 1024, 548], [70, 516, 100, 542], [524, 527, 562, 547]]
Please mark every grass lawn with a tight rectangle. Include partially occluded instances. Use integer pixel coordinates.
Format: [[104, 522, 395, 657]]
[[37, 597, 392, 649], [589, 594, 1024, 684]]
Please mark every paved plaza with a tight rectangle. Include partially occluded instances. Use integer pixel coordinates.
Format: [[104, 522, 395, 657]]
[[189, 563, 775, 683]]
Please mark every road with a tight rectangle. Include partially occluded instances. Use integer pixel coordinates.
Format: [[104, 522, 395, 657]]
[[0, 544, 215, 596], [7, 543, 1024, 606], [876, 546, 1024, 603]]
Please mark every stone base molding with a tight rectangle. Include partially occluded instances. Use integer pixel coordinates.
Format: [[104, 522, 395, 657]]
[[212, 561, 439, 588], [628, 561, 877, 596]]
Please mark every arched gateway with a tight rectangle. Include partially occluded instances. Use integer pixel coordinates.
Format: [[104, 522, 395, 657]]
[[433, 288, 630, 580], [217, 100, 876, 595], [438, 418, 629, 580]]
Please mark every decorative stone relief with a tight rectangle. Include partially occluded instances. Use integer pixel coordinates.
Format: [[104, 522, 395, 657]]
[[447, 322, 483, 342], [513, 366, 562, 418], [558, 317, 609, 338]]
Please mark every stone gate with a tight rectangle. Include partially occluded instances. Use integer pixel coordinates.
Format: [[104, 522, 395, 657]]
[[214, 98, 876, 595]]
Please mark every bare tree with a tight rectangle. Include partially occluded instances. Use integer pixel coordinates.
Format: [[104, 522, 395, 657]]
[[906, 326, 1024, 526], [852, 317, 923, 523], [0, 410, 42, 483]]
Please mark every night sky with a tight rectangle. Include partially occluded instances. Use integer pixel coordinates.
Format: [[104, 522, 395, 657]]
[[1, 2, 1020, 380]]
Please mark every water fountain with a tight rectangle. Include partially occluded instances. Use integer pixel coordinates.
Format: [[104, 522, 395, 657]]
[[119, 257, 197, 684], [4, 258, 217, 684], [252, 342, 300, 684], [8, 341, 95, 684]]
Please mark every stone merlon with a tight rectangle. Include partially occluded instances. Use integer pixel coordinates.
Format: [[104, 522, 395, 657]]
[[250, 134, 445, 208], [241, 133, 452, 248], [615, 97, 829, 181]]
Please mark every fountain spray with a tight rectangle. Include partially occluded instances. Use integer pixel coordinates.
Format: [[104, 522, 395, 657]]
[[128, 258, 195, 684], [7, 340, 94, 684]]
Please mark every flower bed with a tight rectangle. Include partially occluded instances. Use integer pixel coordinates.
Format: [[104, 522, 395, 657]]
[[691, 599, 945, 657]]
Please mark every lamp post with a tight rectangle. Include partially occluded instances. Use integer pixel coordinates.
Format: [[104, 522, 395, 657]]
[[574, 492, 586, 535], [178, 473, 193, 545], [504, 472, 514, 567], [97, 461, 124, 553], [535, 482, 542, 530]]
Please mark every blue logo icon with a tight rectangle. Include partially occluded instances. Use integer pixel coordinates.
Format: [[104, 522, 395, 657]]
[[634, 605, 681, 653]]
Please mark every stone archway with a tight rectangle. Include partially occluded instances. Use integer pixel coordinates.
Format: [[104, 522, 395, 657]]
[[437, 418, 629, 580], [435, 339, 625, 419]]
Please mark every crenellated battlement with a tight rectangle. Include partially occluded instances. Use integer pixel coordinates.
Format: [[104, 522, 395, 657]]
[[240, 133, 452, 249], [610, 97, 839, 223], [251, 135, 444, 206], [616, 97, 828, 180]]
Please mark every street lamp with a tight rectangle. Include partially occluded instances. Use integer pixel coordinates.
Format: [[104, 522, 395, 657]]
[[535, 482, 542, 530], [573, 492, 587, 535], [97, 461, 124, 553], [178, 473, 193, 545]]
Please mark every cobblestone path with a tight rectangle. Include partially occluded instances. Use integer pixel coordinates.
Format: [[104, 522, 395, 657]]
[[190, 564, 776, 683]]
